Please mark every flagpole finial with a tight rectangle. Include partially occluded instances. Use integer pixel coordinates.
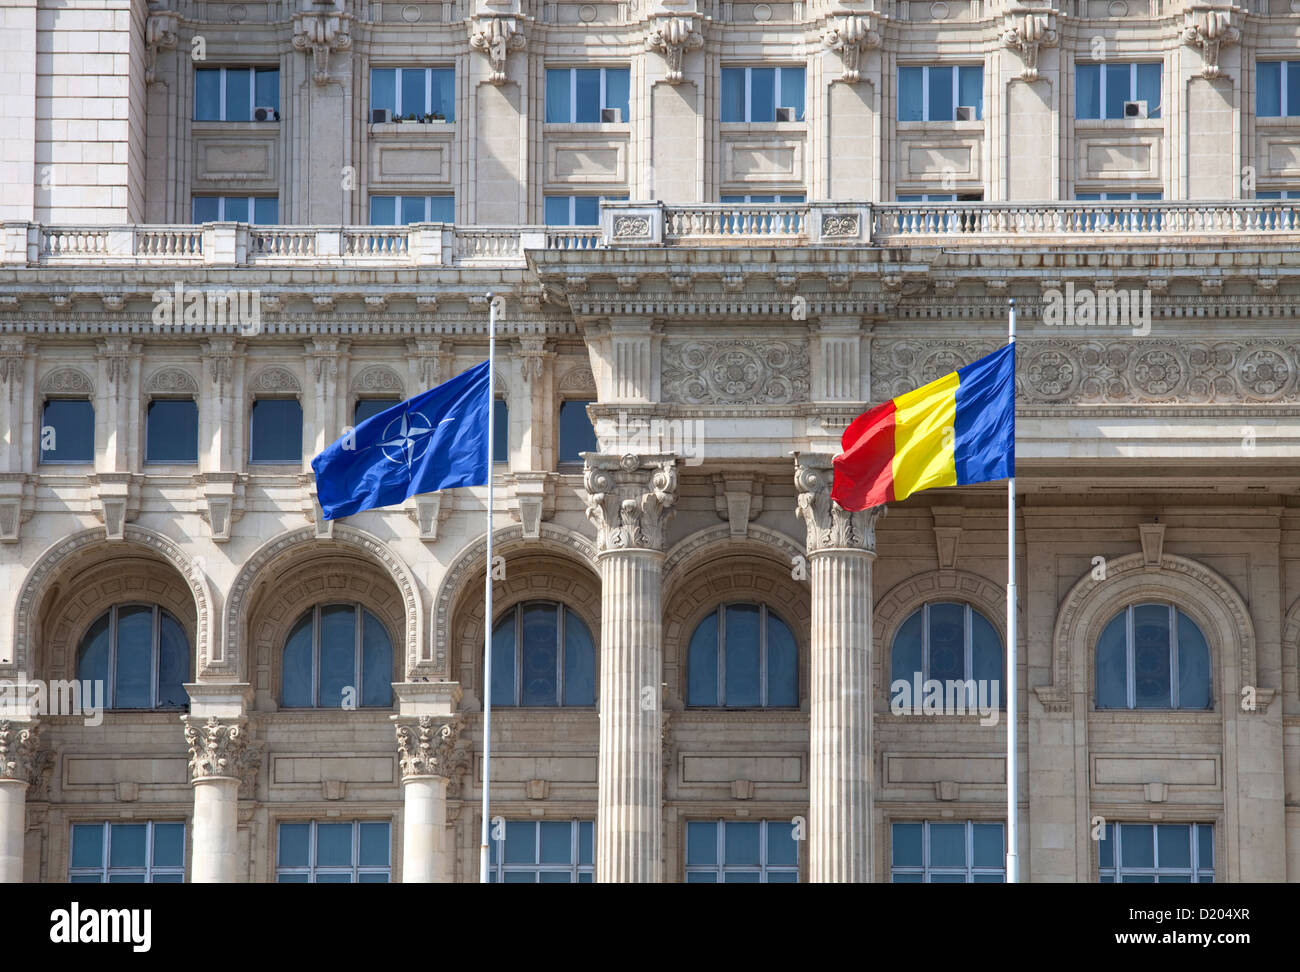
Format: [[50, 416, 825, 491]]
[[1008, 297, 1016, 308]]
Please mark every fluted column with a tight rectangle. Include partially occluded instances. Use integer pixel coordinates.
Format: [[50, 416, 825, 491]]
[[394, 712, 466, 882], [584, 453, 677, 883], [795, 454, 884, 883], [0, 718, 41, 882], [183, 705, 258, 883]]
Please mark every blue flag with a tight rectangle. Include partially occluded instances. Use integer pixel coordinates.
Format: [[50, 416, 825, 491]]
[[312, 360, 491, 520]]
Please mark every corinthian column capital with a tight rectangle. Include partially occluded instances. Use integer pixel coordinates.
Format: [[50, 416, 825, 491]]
[[394, 715, 467, 781], [183, 716, 260, 795], [583, 454, 678, 554], [794, 453, 884, 555], [0, 719, 42, 786]]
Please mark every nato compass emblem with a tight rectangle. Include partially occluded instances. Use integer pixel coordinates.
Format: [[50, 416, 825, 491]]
[[377, 410, 454, 468]]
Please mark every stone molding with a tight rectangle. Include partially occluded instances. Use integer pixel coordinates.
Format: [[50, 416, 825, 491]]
[[583, 453, 678, 554], [662, 339, 810, 406]]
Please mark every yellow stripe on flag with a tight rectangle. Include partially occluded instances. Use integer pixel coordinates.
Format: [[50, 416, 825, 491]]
[[891, 369, 959, 501]]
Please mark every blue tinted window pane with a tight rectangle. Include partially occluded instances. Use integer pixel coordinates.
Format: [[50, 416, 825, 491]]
[[973, 823, 1003, 867], [973, 873, 1004, 883], [493, 399, 508, 463], [316, 823, 353, 867], [1198, 825, 1213, 868], [927, 602, 965, 682], [971, 610, 1003, 707], [767, 822, 798, 867], [152, 823, 184, 868], [558, 400, 596, 461], [319, 604, 357, 709], [255, 68, 279, 112], [504, 821, 536, 865], [721, 69, 745, 122], [686, 872, 716, 882], [401, 196, 426, 224], [930, 873, 967, 883], [431, 69, 455, 120], [109, 824, 148, 868], [574, 69, 601, 122], [71, 824, 104, 869], [1136, 62, 1161, 119], [1257, 61, 1282, 117], [371, 69, 396, 114], [1289, 62, 1300, 117], [578, 822, 593, 865], [892, 608, 923, 685], [724, 604, 761, 707], [195, 69, 221, 120], [503, 872, 534, 883], [77, 613, 111, 696], [361, 610, 393, 707], [108, 874, 146, 883], [687, 611, 719, 706], [355, 398, 399, 426], [1121, 824, 1155, 868], [767, 871, 799, 883], [573, 196, 600, 225], [359, 822, 390, 866], [316, 873, 352, 883], [226, 69, 251, 121], [192, 196, 220, 222], [686, 822, 717, 866], [1096, 612, 1127, 708], [928, 823, 966, 867], [278, 872, 309, 883], [282, 613, 313, 708], [146, 399, 197, 463], [544, 196, 571, 226], [1157, 824, 1190, 869], [539, 822, 571, 864], [563, 609, 595, 706], [545, 69, 571, 123], [114, 605, 153, 709], [222, 196, 249, 222], [749, 68, 775, 121], [893, 872, 922, 883], [428, 195, 454, 222], [401, 68, 426, 116], [927, 66, 953, 121], [958, 65, 982, 120], [766, 613, 798, 707], [370, 196, 397, 225], [899, 66, 924, 121], [606, 68, 629, 119], [1160, 875, 1191, 883], [539, 871, 571, 883], [724, 821, 761, 866], [1076, 63, 1101, 119], [1099, 823, 1114, 867], [152, 873, 184, 883], [1177, 611, 1211, 709], [1105, 63, 1129, 119], [491, 610, 516, 706], [724, 870, 760, 883], [780, 67, 804, 121], [520, 602, 559, 706], [359, 872, 389, 883], [250, 398, 302, 462], [253, 197, 278, 224], [1122, 874, 1155, 883], [42, 399, 94, 463], [892, 823, 922, 867], [1132, 604, 1171, 708], [157, 612, 190, 708]]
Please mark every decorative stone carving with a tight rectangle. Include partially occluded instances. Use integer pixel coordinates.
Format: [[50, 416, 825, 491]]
[[794, 454, 883, 554], [469, 16, 526, 85], [516, 338, 550, 381], [821, 14, 880, 83], [0, 720, 42, 785], [145, 367, 199, 395], [291, 2, 354, 85], [410, 492, 452, 541], [40, 367, 93, 395], [583, 454, 678, 553], [408, 340, 451, 388], [613, 215, 652, 239], [713, 474, 764, 538], [248, 365, 302, 394], [395, 715, 465, 780], [144, 10, 180, 84], [202, 340, 239, 394], [645, 16, 703, 84], [558, 364, 596, 393], [1001, 11, 1058, 81], [821, 214, 861, 238], [1182, 7, 1239, 79], [183, 717, 260, 796], [662, 339, 810, 406], [97, 338, 138, 387], [350, 365, 403, 395]]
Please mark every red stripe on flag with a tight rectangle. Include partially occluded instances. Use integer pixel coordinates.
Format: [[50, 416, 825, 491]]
[[832, 398, 897, 511]]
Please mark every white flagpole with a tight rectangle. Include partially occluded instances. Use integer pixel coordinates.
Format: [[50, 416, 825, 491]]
[[480, 293, 498, 883], [1005, 297, 1019, 884]]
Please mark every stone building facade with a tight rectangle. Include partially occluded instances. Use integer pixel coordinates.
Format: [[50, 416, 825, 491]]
[[0, 0, 1298, 882]]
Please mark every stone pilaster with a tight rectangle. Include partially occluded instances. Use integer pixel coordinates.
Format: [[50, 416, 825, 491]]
[[584, 453, 677, 882], [182, 683, 257, 883], [394, 710, 467, 883], [795, 454, 883, 882], [0, 718, 41, 883]]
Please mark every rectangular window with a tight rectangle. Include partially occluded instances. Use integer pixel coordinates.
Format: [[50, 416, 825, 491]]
[[353, 397, 400, 426], [250, 398, 303, 463], [558, 400, 596, 463], [1258, 61, 1300, 117], [194, 67, 279, 121], [719, 194, 806, 203], [545, 67, 630, 123], [145, 399, 198, 464], [1075, 62, 1162, 119], [69, 822, 186, 882], [369, 195, 455, 225], [369, 67, 456, 120], [277, 821, 391, 882], [488, 820, 594, 882], [494, 399, 508, 464], [721, 67, 805, 122], [897, 65, 983, 121], [891, 820, 1005, 882], [543, 194, 628, 226], [40, 398, 94, 464], [192, 196, 278, 224], [1099, 823, 1214, 882], [685, 820, 799, 882]]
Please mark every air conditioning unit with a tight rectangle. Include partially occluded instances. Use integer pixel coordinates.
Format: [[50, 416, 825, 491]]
[[253, 106, 279, 122], [775, 106, 797, 122], [600, 107, 622, 123], [371, 108, 392, 124], [955, 105, 976, 121], [1123, 100, 1148, 119]]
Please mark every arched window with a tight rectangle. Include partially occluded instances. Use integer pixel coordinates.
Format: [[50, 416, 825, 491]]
[[282, 604, 394, 708], [890, 602, 1004, 708], [491, 601, 595, 707], [76, 604, 190, 709], [1095, 603, 1211, 710], [686, 603, 798, 708]]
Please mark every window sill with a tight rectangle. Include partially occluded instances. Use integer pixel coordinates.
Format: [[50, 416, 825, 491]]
[[369, 121, 456, 134], [719, 121, 807, 134], [1255, 115, 1300, 128], [543, 122, 631, 134], [191, 120, 281, 132], [1072, 118, 1164, 130], [893, 120, 985, 131]]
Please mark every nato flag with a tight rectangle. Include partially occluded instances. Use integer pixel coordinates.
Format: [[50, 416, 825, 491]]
[[312, 360, 491, 520]]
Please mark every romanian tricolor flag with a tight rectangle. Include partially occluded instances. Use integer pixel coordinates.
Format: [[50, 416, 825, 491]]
[[832, 344, 1015, 511]]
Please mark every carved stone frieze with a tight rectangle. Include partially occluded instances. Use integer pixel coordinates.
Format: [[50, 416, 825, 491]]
[[662, 339, 810, 406]]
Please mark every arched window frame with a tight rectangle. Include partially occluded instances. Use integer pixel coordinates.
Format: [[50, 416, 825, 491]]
[[889, 601, 1006, 710], [76, 602, 191, 710], [280, 602, 395, 709], [490, 600, 597, 708], [686, 601, 799, 709], [1094, 600, 1213, 711]]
